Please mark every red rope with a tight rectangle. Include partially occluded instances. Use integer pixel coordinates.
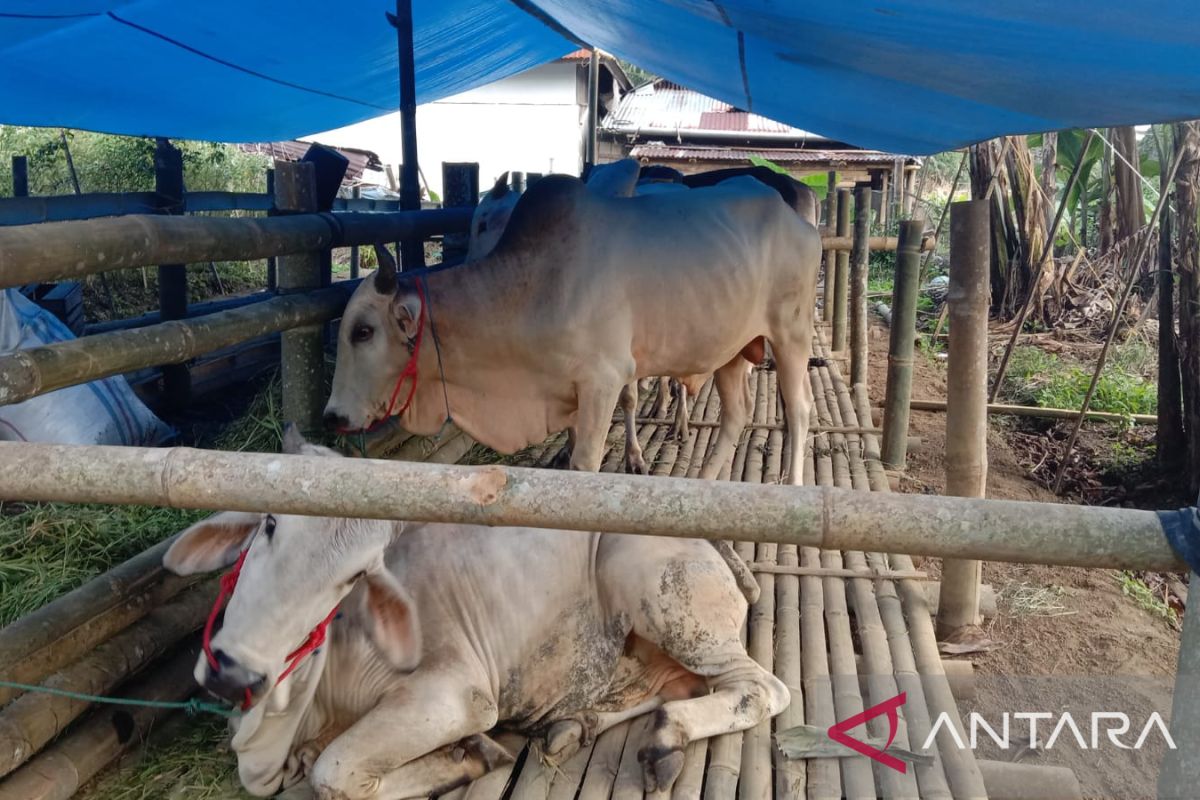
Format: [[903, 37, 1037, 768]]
[[381, 276, 427, 421], [202, 548, 338, 711]]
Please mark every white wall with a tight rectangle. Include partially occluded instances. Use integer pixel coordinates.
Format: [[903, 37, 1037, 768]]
[[304, 62, 585, 199]]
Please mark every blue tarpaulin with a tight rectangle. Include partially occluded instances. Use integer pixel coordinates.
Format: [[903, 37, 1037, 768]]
[[1, 1, 1198, 154]]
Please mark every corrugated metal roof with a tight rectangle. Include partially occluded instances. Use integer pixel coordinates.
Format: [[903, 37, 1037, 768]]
[[629, 144, 915, 166], [603, 79, 823, 140], [238, 141, 383, 183]]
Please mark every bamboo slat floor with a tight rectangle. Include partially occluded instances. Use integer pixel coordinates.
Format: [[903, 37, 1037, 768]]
[[446, 329, 986, 799]]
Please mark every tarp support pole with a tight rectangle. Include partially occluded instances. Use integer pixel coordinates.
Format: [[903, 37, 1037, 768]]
[[821, 178, 838, 323], [392, 0, 425, 271], [849, 184, 872, 385], [265, 168, 277, 291], [154, 138, 191, 411], [881, 219, 923, 469], [937, 200, 991, 638], [585, 48, 600, 169], [441, 162, 478, 262]]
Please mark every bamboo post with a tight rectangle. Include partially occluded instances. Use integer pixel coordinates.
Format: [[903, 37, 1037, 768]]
[[825, 170, 836, 226], [349, 185, 361, 278], [822, 233, 934, 252], [832, 187, 851, 351], [881, 219, 923, 468], [849, 184, 872, 385], [392, 0, 425, 271], [0, 441, 1185, 571], [937, 200, 991, 638], [821, 185, 839, 323], [441, 162, 479, 262], [274, 161, 326, 434], [265, 168, 277, 290], [154, 138, 191, 410], [0, 584, 215, 778], [904, 398, 1157, 425], [0, 644, 201, 800], [11, 156, 27, 197]]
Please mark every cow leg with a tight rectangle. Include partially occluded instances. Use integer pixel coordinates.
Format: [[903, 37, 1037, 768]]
[[696, 360, 749, 481], [671, 380, 690, 442], [772, 339, 815, 486], [568, 380, 624, 472], [549, 428, 576, 470], [650, 376, 671, 419], [606, 544, 788, 793], [545, 698, 664, 761], [619, 382, 648, 475], [309, 677, 498, 800]]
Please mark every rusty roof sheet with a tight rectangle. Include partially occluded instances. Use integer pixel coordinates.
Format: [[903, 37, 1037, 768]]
[[237, 141, 383, 183], [603, 79, 822, 139], [629, 144, 916, 166]]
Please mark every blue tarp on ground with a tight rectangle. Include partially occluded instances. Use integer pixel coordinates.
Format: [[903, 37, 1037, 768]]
[[1, 1, 1198, 154]]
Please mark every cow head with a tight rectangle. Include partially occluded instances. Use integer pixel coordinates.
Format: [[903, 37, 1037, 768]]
[[465, 172, 519, 262], [323, 244, 425, 433], [163, 427, 421, 708]]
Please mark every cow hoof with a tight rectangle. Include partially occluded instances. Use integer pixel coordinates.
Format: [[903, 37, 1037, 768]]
[[625, 454, 649, 476], [461, 734, 516, 770], [546, 720, 584, 761], [638, 745, 685, 793]]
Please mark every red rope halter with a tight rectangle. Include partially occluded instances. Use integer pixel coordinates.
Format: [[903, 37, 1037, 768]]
[[202, 549, 339, 711], [382, 276, 427, 421]]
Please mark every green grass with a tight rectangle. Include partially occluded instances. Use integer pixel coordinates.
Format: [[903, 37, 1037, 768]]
[[1116, 571, 1178, 627], [1001, 346, 1156, 421]]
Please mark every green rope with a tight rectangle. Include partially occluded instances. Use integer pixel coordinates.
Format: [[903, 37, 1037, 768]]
[[0, 680, 236, 717]]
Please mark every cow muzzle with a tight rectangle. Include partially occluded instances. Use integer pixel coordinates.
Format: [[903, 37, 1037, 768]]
[[199, 648, 267, 706]]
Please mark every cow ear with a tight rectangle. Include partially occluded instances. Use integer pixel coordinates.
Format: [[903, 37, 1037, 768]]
[[163, 512, 261, 575], [360, 570, 422, 672], [392, 293, 422, 340], [282, 422, 341, 458]]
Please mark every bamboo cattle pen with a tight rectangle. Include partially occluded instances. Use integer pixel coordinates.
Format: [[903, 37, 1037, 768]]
[[937, 200, 991, 637]]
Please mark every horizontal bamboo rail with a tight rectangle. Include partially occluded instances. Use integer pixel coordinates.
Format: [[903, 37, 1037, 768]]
[[0, 283, 354, 405], [0, 207, 472, 289], [0, 443, 1182, 572], [906, 398, 1157, 425], [821, 234, 935, 252]]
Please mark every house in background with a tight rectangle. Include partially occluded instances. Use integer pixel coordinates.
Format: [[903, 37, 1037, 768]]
[[600, 79, 920, 226], [304, 51, 631, 199]]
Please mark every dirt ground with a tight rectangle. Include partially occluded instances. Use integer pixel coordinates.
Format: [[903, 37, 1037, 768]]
[[862, 321, 1180, 798]]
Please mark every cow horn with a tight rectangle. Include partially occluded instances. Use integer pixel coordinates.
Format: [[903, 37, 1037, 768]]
[[490, 172, 510, 198], [373, 244, 397, 294]]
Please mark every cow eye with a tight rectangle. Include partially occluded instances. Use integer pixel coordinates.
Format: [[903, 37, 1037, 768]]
[[350, 325, 373, 344]]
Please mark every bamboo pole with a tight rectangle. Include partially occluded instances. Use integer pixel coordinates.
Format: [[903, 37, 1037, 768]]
[[1052, 147, 1186, 493], [850, 185, 872, 387], [881, 220, 924, 469], [938, 200, 991, 638], [0, 542, 196, 707], [821, 234, 935, 252], [832, 188, 852, 351], [822, 182, 839, 324], [1159, 568, 1200, 798], [0, 441, 1183, 571], [0, 583, 215, 778], [0, 644, 201, 800], [0, 284, 352, 406], [748, 563, 927, 580], [0, 207, 472, 290], [905, 398, 1157, 425]]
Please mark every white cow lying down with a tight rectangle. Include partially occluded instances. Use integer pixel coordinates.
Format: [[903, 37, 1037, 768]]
[[165, 428, 788, 799]]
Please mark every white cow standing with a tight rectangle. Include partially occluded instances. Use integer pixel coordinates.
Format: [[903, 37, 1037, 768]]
[[165, 428, 788, 799]]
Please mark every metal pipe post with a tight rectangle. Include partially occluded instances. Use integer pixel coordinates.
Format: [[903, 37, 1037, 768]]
[[274, 161, 325, 434], [585, 48, 600, 169], [881, 220, 923, 468], [832, 188, 851, 351], [154, 138, 191, 411], [937, 200, 992, 637], [850, 185, 872, 385], [393, 0, 424, 270]]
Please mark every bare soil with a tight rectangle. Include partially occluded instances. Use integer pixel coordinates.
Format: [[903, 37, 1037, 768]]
[[864, 321, 1180, 798]]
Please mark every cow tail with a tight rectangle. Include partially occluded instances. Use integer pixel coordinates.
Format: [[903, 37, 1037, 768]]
[[711, 540, 761, 604]]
